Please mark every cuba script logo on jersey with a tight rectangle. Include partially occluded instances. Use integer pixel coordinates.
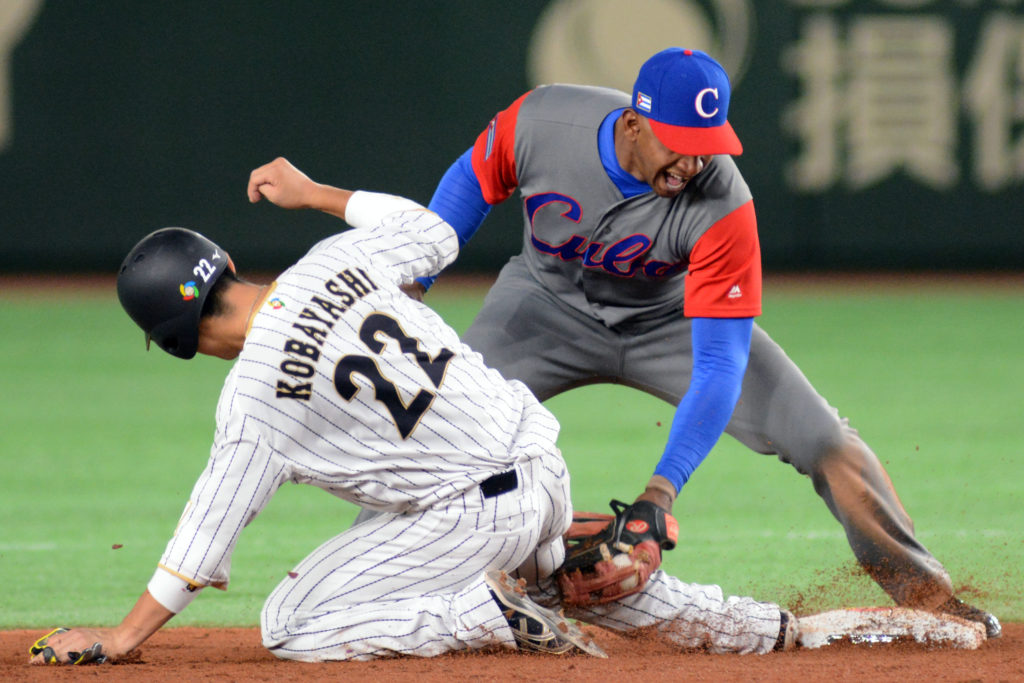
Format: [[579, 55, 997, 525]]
[[525, 192, 685, 278]]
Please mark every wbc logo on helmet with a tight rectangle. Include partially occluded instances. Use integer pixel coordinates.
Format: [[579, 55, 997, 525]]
[[180, 281, 199, 301]]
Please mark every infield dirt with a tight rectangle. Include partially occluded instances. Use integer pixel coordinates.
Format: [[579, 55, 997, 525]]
[[3, 623, 1022, 682]]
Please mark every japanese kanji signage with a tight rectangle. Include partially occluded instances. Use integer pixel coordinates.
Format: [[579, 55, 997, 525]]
[[1, 1, 1021, 272], [783, 1, 1023, 193]]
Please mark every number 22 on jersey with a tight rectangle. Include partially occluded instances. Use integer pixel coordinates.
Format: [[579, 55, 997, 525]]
[[333, 312, 454, 438]]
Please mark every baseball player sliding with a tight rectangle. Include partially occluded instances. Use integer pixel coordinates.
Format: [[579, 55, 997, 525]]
[[30, 158, 805, 665]]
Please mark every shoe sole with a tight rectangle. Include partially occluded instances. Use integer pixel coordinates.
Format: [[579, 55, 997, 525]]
[[484, 569, 607, 658]]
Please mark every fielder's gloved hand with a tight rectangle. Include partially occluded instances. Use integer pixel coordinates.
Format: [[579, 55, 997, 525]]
[[555, 499, 679, 607], [29, 627, 108, 665]]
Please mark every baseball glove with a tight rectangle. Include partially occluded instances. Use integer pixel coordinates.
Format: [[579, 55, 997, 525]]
[[29, 628, 108, 665], [555, 499, 679, 607]]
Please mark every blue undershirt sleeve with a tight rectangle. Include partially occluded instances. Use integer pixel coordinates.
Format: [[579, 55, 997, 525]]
[[417, 147, 492, 290], [653, 317, 754, 492]]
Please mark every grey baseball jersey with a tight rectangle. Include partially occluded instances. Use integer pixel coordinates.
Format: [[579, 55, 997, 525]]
[[474, 84, 761, 325], [455, 84, 955, 610]]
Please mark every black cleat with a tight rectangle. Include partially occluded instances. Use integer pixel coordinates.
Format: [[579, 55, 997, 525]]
[[938, 597, 1002, 639]]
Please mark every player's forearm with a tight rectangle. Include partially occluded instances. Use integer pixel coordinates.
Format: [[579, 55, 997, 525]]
[[417, 148, 491, 290], [637, 475, 677, 510], [110, 590, 175, 654], [343, 191, 426, 229], [427, 148, 491, 245], [653, 317, 752, 490], [307, 183, 355, 220]]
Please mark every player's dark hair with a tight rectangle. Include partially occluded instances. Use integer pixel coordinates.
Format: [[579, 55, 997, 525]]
[[201, 269, 241, 320]]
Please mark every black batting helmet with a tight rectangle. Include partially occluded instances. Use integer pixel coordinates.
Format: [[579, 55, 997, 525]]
[[117, 227, 232, 359]]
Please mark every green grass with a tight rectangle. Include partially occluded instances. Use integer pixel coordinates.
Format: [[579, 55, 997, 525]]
[[1, 277, 1021, 628]]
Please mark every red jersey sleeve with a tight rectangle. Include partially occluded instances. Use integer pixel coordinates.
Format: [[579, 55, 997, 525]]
[[683, 200, 762, 318], [470, 91, 531, 205]]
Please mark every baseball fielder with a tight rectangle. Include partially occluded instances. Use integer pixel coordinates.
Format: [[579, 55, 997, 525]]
[[29, 158, 800, 665], [393, 47, 1000, 637]]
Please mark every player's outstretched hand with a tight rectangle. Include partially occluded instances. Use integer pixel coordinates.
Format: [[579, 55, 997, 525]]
[[29, 627, 117, 665], [247, 157, 319, 209]]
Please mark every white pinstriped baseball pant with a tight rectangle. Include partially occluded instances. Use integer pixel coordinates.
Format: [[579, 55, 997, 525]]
[[261, 454, 571, 661], [264, 455, 783, 658]]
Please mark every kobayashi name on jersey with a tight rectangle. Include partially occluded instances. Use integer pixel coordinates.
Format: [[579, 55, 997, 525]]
[[274, 267, 379, 401]]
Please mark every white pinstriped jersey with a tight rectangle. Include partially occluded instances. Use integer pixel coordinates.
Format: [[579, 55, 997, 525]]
[[158, 192, 562, 589]]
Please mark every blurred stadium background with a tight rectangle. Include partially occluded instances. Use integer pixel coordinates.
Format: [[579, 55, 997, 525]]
[[1, 0, 1022, 277], [1, 1, 1022, 628]]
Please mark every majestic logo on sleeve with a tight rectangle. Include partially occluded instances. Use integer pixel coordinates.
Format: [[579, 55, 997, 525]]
[[484, 118, 498, 160], [525, 192, 685, 278]]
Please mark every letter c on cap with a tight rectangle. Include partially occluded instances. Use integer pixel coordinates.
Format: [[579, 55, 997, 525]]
[[695, 87, 719, 119]]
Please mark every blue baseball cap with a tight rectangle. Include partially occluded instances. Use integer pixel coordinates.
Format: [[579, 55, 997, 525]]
[[632, 47, 742, 156]]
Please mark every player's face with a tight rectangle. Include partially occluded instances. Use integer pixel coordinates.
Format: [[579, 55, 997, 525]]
[[630, 115, 712, 198]]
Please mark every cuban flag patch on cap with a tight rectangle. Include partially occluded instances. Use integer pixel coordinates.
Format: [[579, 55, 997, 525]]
[[636, 91, 652, 112]]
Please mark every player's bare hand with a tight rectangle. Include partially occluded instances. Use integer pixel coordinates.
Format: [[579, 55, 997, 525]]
[[247, 157, 320, 209], [28, 627, 120, 665]]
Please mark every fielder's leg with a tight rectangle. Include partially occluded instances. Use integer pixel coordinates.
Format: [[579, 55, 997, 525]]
[[621, 317, 959, 610], [729, 325, 955, 609]]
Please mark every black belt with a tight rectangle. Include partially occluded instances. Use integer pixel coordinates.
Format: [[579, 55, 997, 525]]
[[481, 469, 518, 498]]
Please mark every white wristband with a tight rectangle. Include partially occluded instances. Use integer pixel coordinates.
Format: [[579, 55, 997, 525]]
[[147, 567, 202, 614], [345, 191, 424, 229]]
